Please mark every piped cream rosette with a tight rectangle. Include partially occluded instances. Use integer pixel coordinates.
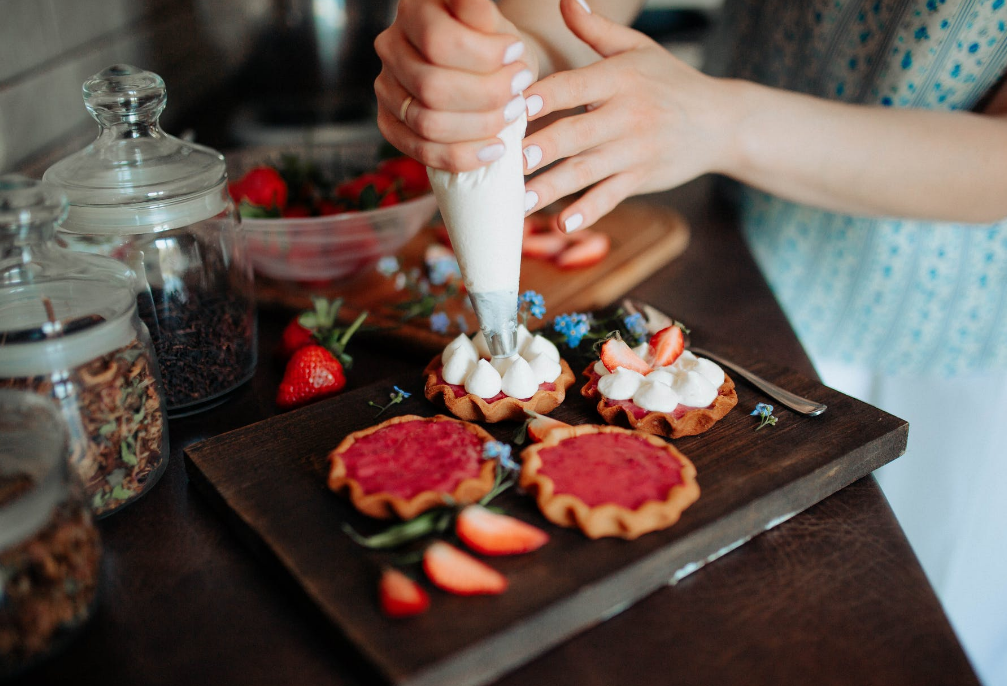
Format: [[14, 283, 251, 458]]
[[423, 325, 576, 423]]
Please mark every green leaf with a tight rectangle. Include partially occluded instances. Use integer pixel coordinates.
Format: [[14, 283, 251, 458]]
[[359, 184, 380, 210], [342, 509, 447, 549], [238, 200, 281, 219], [111, 485, 134, 501], [98, 421, 117, 437], [120, 441, 138, 466]]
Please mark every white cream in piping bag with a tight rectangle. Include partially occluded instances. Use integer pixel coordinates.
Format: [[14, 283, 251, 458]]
[[427, 112, 528, 358]]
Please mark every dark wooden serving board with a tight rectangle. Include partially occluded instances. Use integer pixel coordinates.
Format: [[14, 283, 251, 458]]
[[184, 354, 908, 686]]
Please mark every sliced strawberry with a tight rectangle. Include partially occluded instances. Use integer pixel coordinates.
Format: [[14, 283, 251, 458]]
[[422, 541, 508, 595], [525, 410, 570, 443], [522, 232, 568, 260], [600, 337, 652, 374], [379, 568, 430, 618], [277, 318, 315, 358], [649, 325, 686, 367], [456, 505, 550, 556], [281, 205, 311, 218], [553, 232, 610, 270]]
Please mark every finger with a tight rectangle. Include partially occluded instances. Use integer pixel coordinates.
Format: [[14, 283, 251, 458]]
[[524, 60, 615, 121], [523, 143, 634, 217], [376, 70, 526, 143], [394, 0, 524, 73], [521, 106, 624, 173], [376, 108, 508, 173], [559, 0, 649, 59], [553, 172, 639, 232], [376, 27, 532, 111], [447, 0, 498, 33]]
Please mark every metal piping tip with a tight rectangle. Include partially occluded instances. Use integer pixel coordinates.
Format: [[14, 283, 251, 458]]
[[469, 290, 518, 358]]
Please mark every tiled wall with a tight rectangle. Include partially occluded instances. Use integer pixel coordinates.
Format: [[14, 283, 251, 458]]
[[0, 0, 257, 175]]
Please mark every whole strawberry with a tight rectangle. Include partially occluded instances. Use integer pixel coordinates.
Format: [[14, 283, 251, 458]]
[[278, 319, 315, 359], [277, 345, 346, 410], [231, 166, 288, 210], [377, 156, 430, 196]]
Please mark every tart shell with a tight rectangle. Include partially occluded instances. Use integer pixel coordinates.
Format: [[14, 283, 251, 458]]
[[424, 355, 575, 423], [519, 424, 700, 540], [581, 363, 738, 439], [327, 414, 497, 520]]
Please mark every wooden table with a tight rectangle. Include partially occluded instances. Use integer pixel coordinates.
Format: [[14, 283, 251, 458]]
[[13, 179, 979, 686]]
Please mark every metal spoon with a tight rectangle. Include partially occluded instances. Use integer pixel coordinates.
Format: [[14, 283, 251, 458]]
[[621, 299, 827, 417]]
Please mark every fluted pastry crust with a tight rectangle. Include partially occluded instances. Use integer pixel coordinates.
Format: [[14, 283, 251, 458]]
[[519, 424, 700, 540], [327, 414, 497, 520]]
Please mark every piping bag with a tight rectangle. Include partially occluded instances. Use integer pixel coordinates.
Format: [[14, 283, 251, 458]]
[[426, 112, 527, 358]]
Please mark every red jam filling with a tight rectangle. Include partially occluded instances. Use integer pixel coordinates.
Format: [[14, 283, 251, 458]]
[[436, 368, 556, 403], [340, 420, 485, 498], [537, 433, 684, 509], [585, 367, 721, 418]]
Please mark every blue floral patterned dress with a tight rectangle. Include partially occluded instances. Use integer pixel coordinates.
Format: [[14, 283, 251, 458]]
[[715, 0, 1007, 376]]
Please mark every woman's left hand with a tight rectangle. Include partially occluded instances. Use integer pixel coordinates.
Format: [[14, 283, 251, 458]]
[[522, 0, 737, 232]]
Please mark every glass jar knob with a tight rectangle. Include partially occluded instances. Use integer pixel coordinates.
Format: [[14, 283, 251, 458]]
[[82, 64, 166, 128], [0, 175, 67, 242]]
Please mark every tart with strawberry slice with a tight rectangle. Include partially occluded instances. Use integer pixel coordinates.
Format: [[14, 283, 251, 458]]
[[327, 414, 497, 520], [520, 424, 700, 540], [424, 327, 575, 423], [581, 329, 737, 439]]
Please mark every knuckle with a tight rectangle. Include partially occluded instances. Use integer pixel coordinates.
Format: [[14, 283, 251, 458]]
[[570, 157, 597, 186], [412, 109, 443, 140], [415, 74, 449, 108]]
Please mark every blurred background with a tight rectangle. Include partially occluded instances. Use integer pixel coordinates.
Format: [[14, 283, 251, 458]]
[[0, 0, 723, 175]]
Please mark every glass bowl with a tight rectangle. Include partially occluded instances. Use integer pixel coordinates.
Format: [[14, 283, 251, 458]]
[[241, 193, 437, 281], [226, 143, 438, 283]]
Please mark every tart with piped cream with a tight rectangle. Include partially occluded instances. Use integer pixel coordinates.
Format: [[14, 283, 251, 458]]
[[520, 424, 699, 540], [424, 326, 575, 423], [327, 414, 497, 520], [582, 330, 737, 439]]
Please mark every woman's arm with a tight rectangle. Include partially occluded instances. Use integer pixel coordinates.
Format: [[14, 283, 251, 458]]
[[523, 0, 1007, 229]]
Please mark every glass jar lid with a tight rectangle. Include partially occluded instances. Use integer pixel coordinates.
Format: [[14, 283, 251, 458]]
[[42, 64, 230, 235], [0, 175, 138, 375]]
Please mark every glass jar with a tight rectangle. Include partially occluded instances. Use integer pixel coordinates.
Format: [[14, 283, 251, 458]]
[[43, 64, 257, 415], [0, 175, 169, 517], [0, 389, 102, 678]]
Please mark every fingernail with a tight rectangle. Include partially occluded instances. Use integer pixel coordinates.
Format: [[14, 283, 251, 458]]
[[564, 213, 584, 232], [524, 190, 539, 213], [504, 95, 525, 123], [526, 94, 543, 117], [477, 142, 506, 162], [576, 0, 592, 13], [523, 144, 542, 169], [511, 69, 534, 95], [503, 41, 525, 65]]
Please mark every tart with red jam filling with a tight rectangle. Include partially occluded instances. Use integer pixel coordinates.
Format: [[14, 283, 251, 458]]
[[519, 424, 700, 540], [581, 334, 737, 439], [423, 329, 575, 423], [327, 414, 496, 520]]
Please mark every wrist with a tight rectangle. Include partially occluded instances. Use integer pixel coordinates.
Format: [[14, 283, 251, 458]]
[[708, 77, 762, 179]]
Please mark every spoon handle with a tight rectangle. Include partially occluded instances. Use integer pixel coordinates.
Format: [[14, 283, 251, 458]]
[[688, 347, 827, 417]]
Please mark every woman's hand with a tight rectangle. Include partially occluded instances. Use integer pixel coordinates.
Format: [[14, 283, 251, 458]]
[[374, 0, 537, 172], [522, 0, 736, 232]]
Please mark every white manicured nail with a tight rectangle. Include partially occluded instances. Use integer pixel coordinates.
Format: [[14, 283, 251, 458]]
[[524, 190, 539, 213], [523, 144, 542, 169], [477, 143, 505, 162], [511, 69, 533, 95], [564, 213, 584, 232], [576, 0, 592, 13], [503, 41, 525, 65], [504, 95, 525, 123], [526, 94, 543, 117]]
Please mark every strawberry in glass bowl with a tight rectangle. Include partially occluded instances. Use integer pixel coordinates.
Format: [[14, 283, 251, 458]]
[[226, 143, 437, 285]]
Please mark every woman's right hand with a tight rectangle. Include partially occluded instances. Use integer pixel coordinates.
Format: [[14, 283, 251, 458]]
[[374, 0, 536, 172]]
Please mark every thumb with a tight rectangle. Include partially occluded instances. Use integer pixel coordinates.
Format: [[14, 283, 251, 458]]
[[560, 0, 647, 58], [447, 0, 500, 34]]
